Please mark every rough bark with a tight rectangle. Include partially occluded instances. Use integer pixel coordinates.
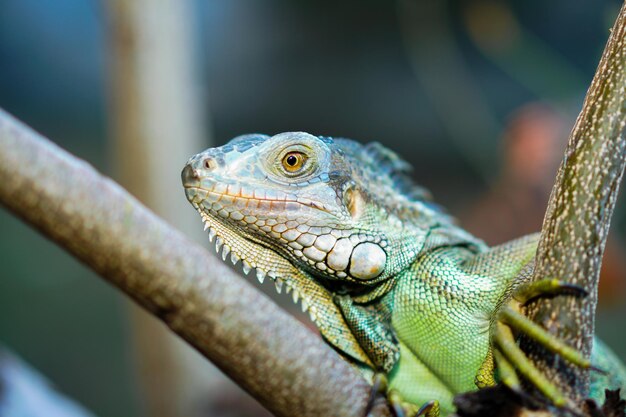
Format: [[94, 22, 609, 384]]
[[524, 1, 626, 406]]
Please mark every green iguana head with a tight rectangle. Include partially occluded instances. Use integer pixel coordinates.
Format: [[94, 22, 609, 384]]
[[182, 132, 453, 293]]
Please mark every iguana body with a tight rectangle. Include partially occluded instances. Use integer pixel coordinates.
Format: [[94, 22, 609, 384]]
[[182, 132, 626, 415]]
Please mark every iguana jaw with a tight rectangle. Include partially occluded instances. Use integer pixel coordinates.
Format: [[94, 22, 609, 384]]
[[188, 197, 375, 367], [187, 192, 320, 320]]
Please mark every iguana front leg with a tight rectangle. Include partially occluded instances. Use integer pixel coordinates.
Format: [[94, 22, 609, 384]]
[[333, 294, 399, 372], [466, 236, 596, 407], [334, 295, 441, 417]]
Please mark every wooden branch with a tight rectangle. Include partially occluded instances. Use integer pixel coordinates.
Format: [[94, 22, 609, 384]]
[[0, 108, 391, 417], [524, 1, 626, 405]]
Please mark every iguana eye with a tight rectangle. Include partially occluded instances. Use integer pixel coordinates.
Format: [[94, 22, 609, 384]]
[[282, 151, 307, 173]]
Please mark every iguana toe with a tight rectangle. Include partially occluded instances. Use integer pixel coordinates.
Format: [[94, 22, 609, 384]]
[[512, 278, 587, 305], [364, 373, 440, 417], [415, 400, 440, 417], [492, 278, 596, 408], [364, 372, 389, 416]]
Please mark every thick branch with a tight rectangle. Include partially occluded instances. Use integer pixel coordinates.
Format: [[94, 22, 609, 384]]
[[525, 2, 626, 404], [0, 109, 390, 417]]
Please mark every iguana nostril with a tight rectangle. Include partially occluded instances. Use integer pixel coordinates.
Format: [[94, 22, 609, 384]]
[[203, 157, 218, 171], [181, 163, 199, 185]]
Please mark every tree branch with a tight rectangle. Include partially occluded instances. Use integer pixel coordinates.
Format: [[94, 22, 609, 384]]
[[0, 108, 390, 417], [524, 1, 626, 405]]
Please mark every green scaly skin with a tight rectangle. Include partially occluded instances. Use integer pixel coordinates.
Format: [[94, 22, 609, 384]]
[[182, 132, 626, 416]]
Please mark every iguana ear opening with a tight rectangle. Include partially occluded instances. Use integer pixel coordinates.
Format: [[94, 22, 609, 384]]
[[345, 185, 366, 220]]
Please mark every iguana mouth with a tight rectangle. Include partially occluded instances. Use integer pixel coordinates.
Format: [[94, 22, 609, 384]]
[[183, 184, 332, 215]]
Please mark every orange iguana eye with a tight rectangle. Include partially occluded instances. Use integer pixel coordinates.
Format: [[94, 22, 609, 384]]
[[282, 151, 306, 172]]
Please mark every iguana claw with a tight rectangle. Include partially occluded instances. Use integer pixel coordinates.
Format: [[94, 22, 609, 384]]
[[388, 390, 408, 417], [493, 277, 598, 407], [364, 373, 389, 416], [415, 400, 440, 417], [512, 278, 588, 305]]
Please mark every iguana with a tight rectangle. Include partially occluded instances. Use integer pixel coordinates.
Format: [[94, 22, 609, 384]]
[[181, 132, 626, 416]]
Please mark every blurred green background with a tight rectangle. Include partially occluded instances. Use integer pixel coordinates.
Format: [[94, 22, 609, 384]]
[[0, 1, 625, 416]]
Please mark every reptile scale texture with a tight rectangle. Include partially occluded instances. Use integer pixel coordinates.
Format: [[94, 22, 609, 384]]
[[182, 132, 626, 416]]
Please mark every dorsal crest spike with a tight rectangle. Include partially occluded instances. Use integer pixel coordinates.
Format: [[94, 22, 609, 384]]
[[363, 142, 412, 174], [362, 142, 433, 202]]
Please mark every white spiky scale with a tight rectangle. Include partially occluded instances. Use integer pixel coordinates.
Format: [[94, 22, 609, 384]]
[[242, 261, 252, 275], [256, 268, 266, 284], [301, 299, 309, 312], [291, 290, 300, 303], [208, 228, 216, 242], [230, 252, 239, 265], [221, 245, 230, 261], [203, 222, 209, 231], [274, 278, 283, 294], [215, 237, 224, 252]]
